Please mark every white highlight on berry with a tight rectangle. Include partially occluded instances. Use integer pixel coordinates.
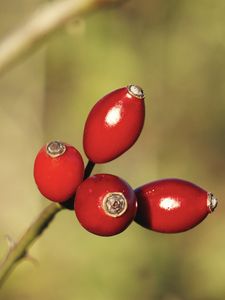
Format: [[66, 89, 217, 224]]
[[105, 105, 122, 127], [159, 197, 181, 211], [127, 84, 144, 99]]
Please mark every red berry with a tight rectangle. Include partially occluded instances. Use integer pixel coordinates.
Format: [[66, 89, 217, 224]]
[[34, 141, 84, 202], [83, 85, 145, 163], [135, 178, 218, 233], [74, 174, 138, 236]]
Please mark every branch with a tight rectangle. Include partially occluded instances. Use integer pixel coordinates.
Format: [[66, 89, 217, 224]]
[[0, 160, 95, 287], [0, 203, 63, 287], [0, 0, 126, 75]]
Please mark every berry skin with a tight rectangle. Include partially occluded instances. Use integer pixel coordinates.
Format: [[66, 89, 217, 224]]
[[34, 141, 84, 203], [83, 85, 145, 163], [134, 178, 218, 233], [74, 174, 138, 236]]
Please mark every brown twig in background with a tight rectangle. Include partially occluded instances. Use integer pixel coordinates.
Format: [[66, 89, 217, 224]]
[[0, 0, 126, 76]]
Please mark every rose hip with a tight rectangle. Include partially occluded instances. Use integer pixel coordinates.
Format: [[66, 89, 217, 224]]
[[34, 141, 84, 202], [135, 178, 217, 233], [74, 174, 138, 236], [83, 85, 145, 163]]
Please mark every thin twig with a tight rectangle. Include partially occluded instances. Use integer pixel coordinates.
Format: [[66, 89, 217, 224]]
[[0, 161, 95, 287], [0, 203, 63, 287], [84, 160, 95, 179], [0, 0, 126, 76]]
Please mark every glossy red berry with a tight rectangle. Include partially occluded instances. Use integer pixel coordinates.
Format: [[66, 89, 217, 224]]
[[34, 141, 84, 202], [74, 174, 138, 236], [135, 178, 218, 233], [83, 85, 145, 163]]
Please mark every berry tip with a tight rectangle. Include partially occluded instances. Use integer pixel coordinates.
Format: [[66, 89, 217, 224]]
[[102, 192, 128, 217], [207, 192, 218, 212], [46, 141, 66, 158], [127, 84, 144, 99]]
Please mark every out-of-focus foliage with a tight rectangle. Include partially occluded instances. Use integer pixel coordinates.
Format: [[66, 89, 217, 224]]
[[0, 0, 225, 299]]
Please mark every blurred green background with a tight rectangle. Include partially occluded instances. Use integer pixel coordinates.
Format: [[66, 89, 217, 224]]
[[0, 0, 225, 299]]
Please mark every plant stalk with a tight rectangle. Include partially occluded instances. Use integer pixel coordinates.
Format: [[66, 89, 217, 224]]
[[0, 203, 62, 287], [0, 160, 95, 287], [0, 0, 126, 76]]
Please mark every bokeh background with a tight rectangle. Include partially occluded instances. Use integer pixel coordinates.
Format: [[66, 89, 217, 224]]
[[0, 0, 225, 299]]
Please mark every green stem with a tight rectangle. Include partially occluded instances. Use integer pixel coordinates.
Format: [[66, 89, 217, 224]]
[[0, 160, 95, 288], [0, 203, 62, 287]]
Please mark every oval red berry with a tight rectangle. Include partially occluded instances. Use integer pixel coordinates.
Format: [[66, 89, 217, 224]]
[[74, 174, 138, 236], [135, 178, 217, 233], [34, 141, 84, 202], [83, 85, 145, 163]]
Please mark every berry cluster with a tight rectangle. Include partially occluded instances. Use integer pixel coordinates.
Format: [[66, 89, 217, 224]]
[[33, 85, 218, 236]]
